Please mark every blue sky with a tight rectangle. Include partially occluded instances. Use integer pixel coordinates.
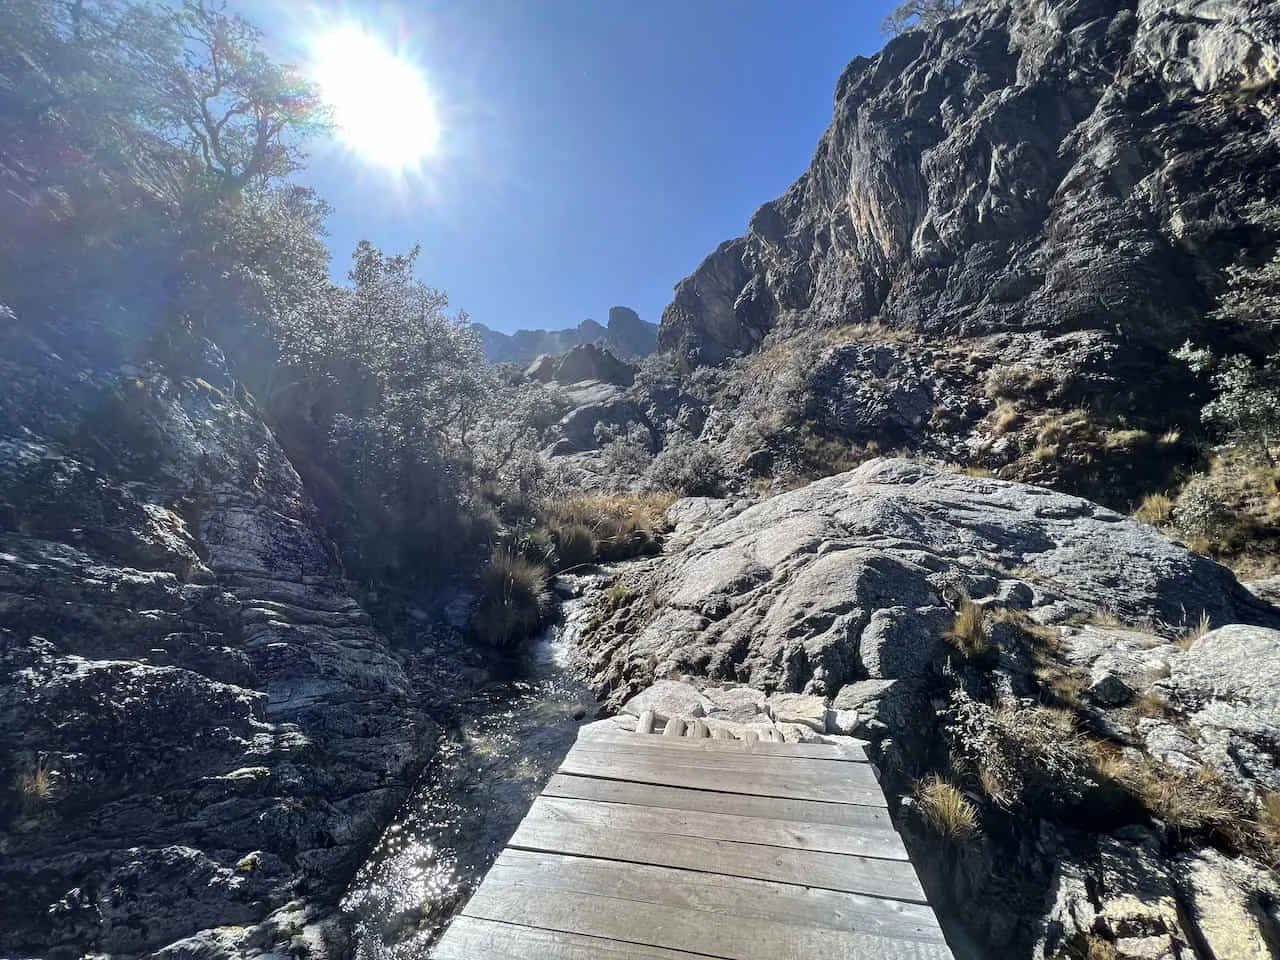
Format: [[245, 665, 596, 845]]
[[248, 1, 898, 333]]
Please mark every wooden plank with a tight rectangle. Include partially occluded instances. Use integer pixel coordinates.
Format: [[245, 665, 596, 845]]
[[544, 773, 892, 828], [507, 812, 927, 902], [565, 740, 881, 787], [488, 850, 946, 944], [712, 727, 733, 740], [527, 795, 909, 860], [433, 916, 711, 960], [663, 717, 686, 737], [686, 719, 708, 738], [581, 723, 869, 761], [559, 751, 887, 806], [462, 881, 952, 960], [636, 710, 655, 735]]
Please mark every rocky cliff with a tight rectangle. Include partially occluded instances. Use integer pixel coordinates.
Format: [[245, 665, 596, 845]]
[[655, 0, 1280, 496], [474, 306, 658, 365], [0, 309, 436, 957]]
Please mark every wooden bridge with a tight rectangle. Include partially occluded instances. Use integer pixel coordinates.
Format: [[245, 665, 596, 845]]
[[431, 714, 955, 960]]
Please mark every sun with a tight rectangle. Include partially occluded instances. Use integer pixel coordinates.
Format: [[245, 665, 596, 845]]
[[308, 24, 440, 170]]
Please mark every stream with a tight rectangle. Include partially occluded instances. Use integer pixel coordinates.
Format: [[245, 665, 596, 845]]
[[340, 594, 598, 958]]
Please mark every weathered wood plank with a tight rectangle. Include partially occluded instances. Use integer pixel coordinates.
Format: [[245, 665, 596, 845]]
[[636, 710, 656, 735], [527, 795, 909, 860], [462, 882, 952, 960], [543, 773, 892, 828], [686, 719, 708, 738], [433, 916, 713, 960], [580, 724, 868, 761], [566, 740, 881, 788], [489, 849, 946, 943], [507, 812, 927, 902], [663, 717, 686, 737], [558, 750, 887, 806]]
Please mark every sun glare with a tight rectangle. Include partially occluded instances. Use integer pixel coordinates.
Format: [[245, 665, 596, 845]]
[[309, 24, 440, 171]]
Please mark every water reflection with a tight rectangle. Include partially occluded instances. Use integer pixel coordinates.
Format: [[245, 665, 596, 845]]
[[342, 604, 595, 958]]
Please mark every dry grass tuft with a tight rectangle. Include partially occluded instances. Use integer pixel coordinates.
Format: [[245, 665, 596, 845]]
[[1130, 690, 1172, 718], [945, 599, 991, 659], [989, 402, 1022, 435], [1259, 792, 1280, 865], [1089, 608, 1125, 629], [545, 492, 675, 563], [914, 776, 980, 842], [471, 548, 551, 648], [17, 760, 52, 809], [1179, 611, 1212, 650], [1133, 492, 1175, 526], [1083, 935, 1120, 960]]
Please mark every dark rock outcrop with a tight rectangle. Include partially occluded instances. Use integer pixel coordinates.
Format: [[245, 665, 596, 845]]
[[526, 342, 637, 387], [653, 0, 1280, 498], [0, 313, 434, 957], [661, 0, 1279, 366]]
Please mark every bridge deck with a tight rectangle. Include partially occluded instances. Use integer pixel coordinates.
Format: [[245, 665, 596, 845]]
[[431, 718, 954, 960]]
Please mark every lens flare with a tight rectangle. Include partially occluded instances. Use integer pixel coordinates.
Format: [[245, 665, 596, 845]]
[[309, 24, 440, 170]]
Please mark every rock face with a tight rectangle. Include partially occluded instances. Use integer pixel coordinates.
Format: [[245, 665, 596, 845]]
[[661, 0, 1280, 366], [527, 342, 637, 387], [0, 313, 433, 957], [649, 0, 1280, 499], [473, 307, 657, 365], [583, 458, 1269, 697], [577, 458, 1280, 958]]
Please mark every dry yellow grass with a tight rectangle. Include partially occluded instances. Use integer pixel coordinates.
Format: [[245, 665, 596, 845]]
[[914, 776, 980, 842], [945, 599, 990, 659], [1130, 690, 1171, 718], [1180, 611, 1212, 650], [1084, 935, 1120, 960], [1259, 792, 1280, 866], [17, 760, 51, 808], [545, 492, 676, 562], [989, 402, 1022, 435], [1133, 492, 1175, 526], [1159, 428, 1182, 446]]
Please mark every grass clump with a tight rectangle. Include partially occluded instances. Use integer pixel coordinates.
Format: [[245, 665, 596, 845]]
[[544, 492, 675, 564], [1133, 492, 1175, 526], [914, 775, 980, 842], [945, 599, 991, 660], [471, 548, 551, 649], [1179, 611, 1212, 650], [16, 759, 52, 810]]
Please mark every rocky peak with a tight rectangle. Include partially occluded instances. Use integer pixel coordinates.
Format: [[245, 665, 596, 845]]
[[659, 0, 1280, 368]]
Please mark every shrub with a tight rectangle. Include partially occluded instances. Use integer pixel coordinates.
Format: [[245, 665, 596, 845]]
[[471, 548, 550, 649], [945, 600, 990, 659], [1172, 475, 1231, 538], [948, 693, 1094, 810], [643, 442, 726, 497], [988, 402, 1022, 435], [914, 776, 980, 842]]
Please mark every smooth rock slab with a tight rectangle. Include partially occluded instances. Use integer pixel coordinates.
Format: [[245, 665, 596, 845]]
[[621, 680, 712, 721]]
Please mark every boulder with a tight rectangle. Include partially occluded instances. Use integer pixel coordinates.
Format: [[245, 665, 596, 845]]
[[765, 692, 829, 733], [581, 459, 1270, 700], [1157, 623, 1280, 792], [621, 679, 712, 721]]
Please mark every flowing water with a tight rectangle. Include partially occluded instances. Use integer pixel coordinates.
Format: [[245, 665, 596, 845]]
[[341, 597, 597, 958]]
